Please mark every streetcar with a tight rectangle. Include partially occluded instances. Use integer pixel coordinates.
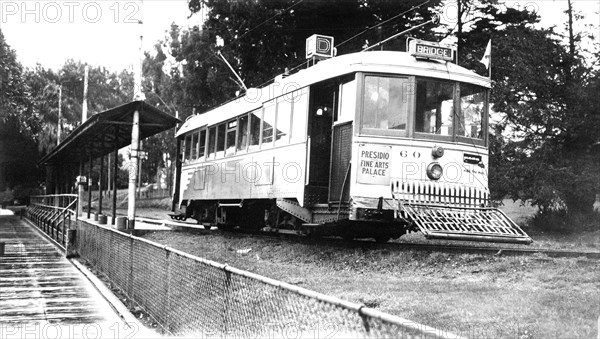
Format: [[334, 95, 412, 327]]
[[171, 36, 532, 244]]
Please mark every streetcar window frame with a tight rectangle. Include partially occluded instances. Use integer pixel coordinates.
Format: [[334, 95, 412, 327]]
[[290, 88, 309, 144], [216, 123, 226, 157], [198, 128, 207, 159], [275, 95, 292, 147], [207, 126, 216, 158], [248, 109, 262, 152], [190, 130, 199, 160], [413, 78, 488, 146], [358, 73, 489, 146], [237, 113, 250, 153], [359, 73, 412, 138], [413, 78, 455, 143], [225, 119, 237, 156], [261, 100, 276, 147], [184, 134, 192, 162]]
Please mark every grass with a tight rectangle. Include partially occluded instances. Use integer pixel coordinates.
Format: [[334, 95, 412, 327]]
[[140, 230, 600, 338]]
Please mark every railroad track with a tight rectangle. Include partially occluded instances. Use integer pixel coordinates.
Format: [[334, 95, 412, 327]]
[[135, 216, 600, 260]]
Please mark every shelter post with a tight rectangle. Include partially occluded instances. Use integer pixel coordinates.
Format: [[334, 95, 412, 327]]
[[87, 156, 92, 219], [128, 109, 140, 229], [77, 161, 84, 219], [98, 155, 104, 215], [112, 143, 118, 225]]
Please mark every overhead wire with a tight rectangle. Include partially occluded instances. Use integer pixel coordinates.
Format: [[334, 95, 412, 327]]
[[335, 0, 431, 49], [252, 1, 433, 89]]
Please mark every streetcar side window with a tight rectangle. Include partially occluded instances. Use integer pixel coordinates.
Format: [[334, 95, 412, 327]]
[[248, 109, 261, 152], [207, 126, 216, 158], [275, 96, 291, 146], [225, 119, 237, 155], [415, 79, 454, 136], [337, 79, 356, 124], [216, 123, 226, 156], [457, 83, 485, 140], [290, 88, 308, 143], [237, 114, 249, 152], [361, 76, 409, 135], [191, 130, 199, 160], [199, 129, 206, 158], [262, 101, 276, 146], [184, 134, 192, 162]]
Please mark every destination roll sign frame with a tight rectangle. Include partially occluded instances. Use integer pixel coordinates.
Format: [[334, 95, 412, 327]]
[[408, 39, 456, 62]]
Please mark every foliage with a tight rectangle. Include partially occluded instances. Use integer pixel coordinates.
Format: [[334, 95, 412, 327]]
[[182, 0, 442, 109], [25, 61, 133, 154], [530, 208, 600, 234], [0, 30, 43, 191], [453, 2, 600, 215]]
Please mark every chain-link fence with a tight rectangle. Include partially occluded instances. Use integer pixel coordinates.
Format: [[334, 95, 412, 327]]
[[75, 221, 460, 338]]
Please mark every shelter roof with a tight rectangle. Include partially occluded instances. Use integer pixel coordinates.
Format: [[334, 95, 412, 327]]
[[40, 101, 180, 165]]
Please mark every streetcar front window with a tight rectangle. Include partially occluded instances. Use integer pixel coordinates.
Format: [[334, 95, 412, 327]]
[[458, 83, 485, 139], [362, 76, 409, 133], [415, 79, 454, 136]]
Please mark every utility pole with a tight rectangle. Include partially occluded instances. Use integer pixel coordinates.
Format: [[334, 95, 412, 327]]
[[57, 85, 62, 145], [82, 65, 89, 123], [128, 0, 145, 229]]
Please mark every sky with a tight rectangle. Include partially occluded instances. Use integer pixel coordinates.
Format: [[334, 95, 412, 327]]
[[0, 0, 204, 71], [0, 0, 598, 72]]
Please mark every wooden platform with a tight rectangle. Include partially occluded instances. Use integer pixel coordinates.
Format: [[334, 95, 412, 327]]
[[0, 213, 145, 337]]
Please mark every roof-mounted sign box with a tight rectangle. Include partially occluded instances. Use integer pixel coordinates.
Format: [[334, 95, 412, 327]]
[[408, 39, 456, 62], [306, 34, 335, 59]]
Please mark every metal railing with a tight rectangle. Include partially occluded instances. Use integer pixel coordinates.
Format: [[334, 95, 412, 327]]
[[75, 220, 460, 338], [26, 194, 78, 249]]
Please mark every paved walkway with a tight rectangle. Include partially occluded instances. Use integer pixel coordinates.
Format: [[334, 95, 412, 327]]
[[0, 212, 150, 338]]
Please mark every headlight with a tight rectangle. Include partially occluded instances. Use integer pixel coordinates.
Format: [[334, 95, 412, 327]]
[[431, 145, 444, 158], [426, 162, 443, 180]]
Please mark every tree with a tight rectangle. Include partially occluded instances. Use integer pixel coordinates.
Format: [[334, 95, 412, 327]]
[[456, 2, 600, 215], [0, 30, 41, 191], [25, 61, 134, 154], [180, 0, 442, 109]]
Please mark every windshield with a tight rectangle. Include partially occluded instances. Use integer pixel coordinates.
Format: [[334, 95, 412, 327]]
[[457, 83, 485, 139], [415, 79, 454, 136], [362, 76, 410, 132], [361, 75, 487, 143]]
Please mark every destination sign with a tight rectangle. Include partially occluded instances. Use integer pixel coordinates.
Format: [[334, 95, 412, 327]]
[[357, 144, 391, 185], [409, 39, 455, 62]]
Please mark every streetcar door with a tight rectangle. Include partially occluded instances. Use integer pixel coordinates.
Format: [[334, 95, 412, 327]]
[[329, 77, 356, 203], [306, 82, 337, 204]]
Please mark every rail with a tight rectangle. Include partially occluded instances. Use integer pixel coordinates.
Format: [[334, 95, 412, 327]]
[[75, 220, 460, 338], [26, 194, 78, 249]]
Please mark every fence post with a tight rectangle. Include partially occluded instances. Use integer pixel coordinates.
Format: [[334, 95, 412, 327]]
[[222, 269, 232, 335], [163, 249, 171, 331], [128, 235, 135, 300]]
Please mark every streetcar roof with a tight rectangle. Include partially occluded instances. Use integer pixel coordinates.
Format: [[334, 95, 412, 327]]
[[176, 50, 490, 137]]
